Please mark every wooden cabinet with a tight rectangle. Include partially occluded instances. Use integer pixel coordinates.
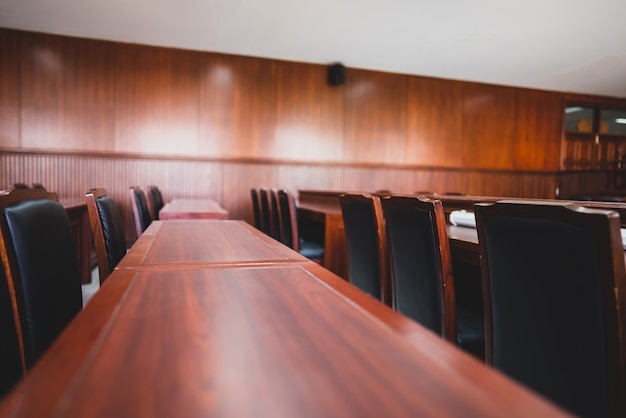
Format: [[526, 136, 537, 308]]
[[561, 102, 626, 171]]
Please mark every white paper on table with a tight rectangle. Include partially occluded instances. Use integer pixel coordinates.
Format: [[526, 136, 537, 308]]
[[621, 228, 626, 250], [449, 210, 476, 228]]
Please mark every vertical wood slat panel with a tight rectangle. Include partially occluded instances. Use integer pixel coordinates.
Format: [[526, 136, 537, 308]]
[[1, 152, 559, 245]]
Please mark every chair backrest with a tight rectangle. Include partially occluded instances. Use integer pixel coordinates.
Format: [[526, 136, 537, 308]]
[[268, 188, 282, 241], [146, 185, 165, 220], [259, 188, 273, 236], [86, 188, 127, 284], [0, 265, 23, 397], [475, 200, 626, 417], [0, 188, 83, 369], [129, 186, 152, 238], [250, 188, 262, 230], [339, 193, 391, 306], [277, 189, 299, 251], [381, 195, 456, 341]]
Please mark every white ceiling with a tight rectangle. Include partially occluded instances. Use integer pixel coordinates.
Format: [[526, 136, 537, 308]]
[[1, 0, 626, 98]]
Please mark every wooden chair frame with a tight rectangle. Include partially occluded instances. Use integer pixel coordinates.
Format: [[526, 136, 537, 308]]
[[86, 188, 114, 284]]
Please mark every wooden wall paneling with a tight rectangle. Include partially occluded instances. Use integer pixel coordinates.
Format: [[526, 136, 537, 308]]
[[405, 77, 464, 167], [514, 89, 562, 170], [343, 69, 408, 164], [200, 54, 277, 159], [222, 162, 279, 224], [463, 171, 555, 198], [114, 43, 202, 155], [461, 83, 517, 169], [561, 136, 598, 171], [274, 61, 344, 162], [19, 32, 116, 151], [0, 29, 20, 148], [415, 169, 468, 195], [557, 171, 611, 199], [0, 151, 562, 235]]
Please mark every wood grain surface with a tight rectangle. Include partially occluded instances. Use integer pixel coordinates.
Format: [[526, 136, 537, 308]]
[[0, 267, 570, 418], [158, 198, 229, 220], [116, 220, 309, 269]]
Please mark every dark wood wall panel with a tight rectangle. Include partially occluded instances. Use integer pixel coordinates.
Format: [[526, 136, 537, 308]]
[[3, 28, 626, 209], [405, 77, 464, 167], [19, 32, 116, 151], [461, 83, 518, 169], [200, 55, 277, 158], [514, 90, 563, 170], [274, 61, 344, 161], [0, 29, 19, 147], [115, 43, 202, 155], [343, 69, 408, 164], [1, 28, 572, 170]]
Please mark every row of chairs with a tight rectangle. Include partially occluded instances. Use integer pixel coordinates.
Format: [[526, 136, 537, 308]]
[[0, 184, 164, 398], [88, 186, 165, 284], [340, 193, 626, 417], [129, 185, 164, 237], [340, 194, 484, 357], [0, 187, 84, 397], [250, 188, 324, 262]]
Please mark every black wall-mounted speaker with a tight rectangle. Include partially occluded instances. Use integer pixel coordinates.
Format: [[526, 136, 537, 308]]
[[327, 63, 346, 86]]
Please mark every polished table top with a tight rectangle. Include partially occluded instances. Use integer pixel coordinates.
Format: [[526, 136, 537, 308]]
[[0, 221, 571, 417], [117, 220, 309, 269], [159, 198, 229, 220]]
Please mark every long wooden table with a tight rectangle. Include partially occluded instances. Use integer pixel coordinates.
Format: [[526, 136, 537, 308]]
[[117, 220, 309, 269], [159, 198, 229, 220], [0, 220, 570, 417]]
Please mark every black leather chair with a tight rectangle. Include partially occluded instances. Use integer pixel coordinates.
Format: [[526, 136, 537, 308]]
[[340, 193, 391, 306], [129, 186, 152, 238], [277, 189, 324, 263], [381, 195, 484, 357], [250, 188, 262, 231], [147, 185, 165, 220], [258, 188, 273, 237], [268, 188, 282, 241], [86, 188, 127, 284], [0, 187, 83, 369], [0, 266, 23, 397], [475, 200, 626, 418]]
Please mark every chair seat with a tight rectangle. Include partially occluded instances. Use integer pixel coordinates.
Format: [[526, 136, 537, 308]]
[[456, 307, 485, 358], [298, 238, 324, 259]]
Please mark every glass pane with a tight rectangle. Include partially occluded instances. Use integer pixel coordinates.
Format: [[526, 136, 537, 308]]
[[600, 109, 626, 135], [564, 106, 595, 133]]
